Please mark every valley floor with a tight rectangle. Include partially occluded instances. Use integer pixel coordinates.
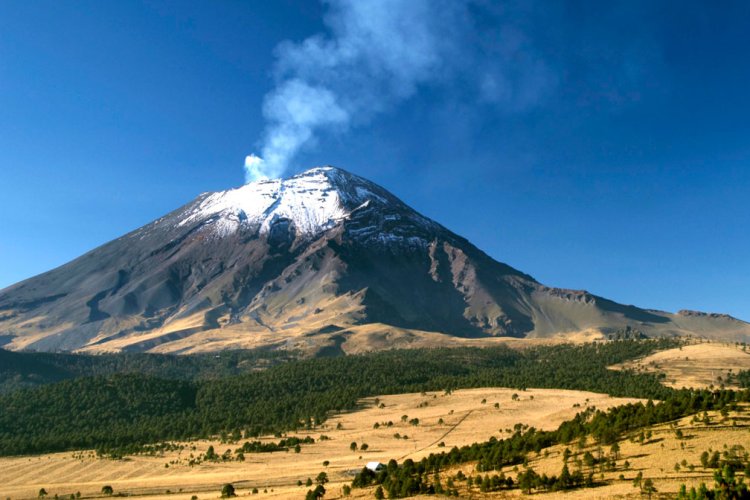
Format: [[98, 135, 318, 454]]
[[372, 403, 750, 499], [4, 341, 750, 500], [0, 387, 641, 500]]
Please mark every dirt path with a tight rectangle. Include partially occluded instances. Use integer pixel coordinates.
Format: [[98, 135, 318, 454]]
[[399, 409, 474, 460], [0, 388, 643, 500]]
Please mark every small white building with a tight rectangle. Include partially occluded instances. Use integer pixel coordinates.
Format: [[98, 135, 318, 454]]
[[366, 461, 385, 472]]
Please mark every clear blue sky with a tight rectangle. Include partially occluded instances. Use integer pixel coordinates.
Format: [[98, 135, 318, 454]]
[[1, 1, 748, 319]]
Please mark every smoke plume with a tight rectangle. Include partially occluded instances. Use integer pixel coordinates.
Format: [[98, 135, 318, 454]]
[[244, 0, 555, 182]]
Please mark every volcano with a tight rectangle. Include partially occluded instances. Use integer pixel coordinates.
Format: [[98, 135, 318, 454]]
[[1, 166, 748, 354]]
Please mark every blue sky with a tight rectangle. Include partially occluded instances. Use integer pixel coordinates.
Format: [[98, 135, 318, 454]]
[[1, 1, 748, 319]]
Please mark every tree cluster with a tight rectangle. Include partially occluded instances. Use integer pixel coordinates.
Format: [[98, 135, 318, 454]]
[[352, 388, 749, 497], [0, 339, 679, 456]]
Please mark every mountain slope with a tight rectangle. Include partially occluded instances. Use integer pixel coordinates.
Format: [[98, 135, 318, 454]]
[[1, 166, 748, 354]]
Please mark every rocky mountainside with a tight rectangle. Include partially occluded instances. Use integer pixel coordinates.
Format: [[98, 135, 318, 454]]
[[1, 166, 748, 354]]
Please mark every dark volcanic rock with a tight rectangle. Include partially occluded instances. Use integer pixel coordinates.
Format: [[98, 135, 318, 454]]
[[1, 166, 748, 353]]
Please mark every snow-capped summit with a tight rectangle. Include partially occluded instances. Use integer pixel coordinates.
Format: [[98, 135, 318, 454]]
[[1, 165, 748, 355], [175, 166, 435, 243], [178, 166, 351, 237]]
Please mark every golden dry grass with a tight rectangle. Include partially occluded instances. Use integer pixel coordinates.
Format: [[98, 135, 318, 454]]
[[0, 388, 641, 500], [397, 404, 750, 499], [6, 339, 750, 500], [610, 341, 750, 389], [76, 317, 602, 355]]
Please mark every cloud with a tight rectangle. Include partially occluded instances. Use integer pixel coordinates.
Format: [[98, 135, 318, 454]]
[[245, 0, 470, 182], [246, 0, 662, 182]]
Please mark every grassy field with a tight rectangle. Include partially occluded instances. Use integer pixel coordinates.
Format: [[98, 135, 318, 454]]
[[4, 341, 749, 499], [376, 403, 750, 499], [610, 341, 750, 389], [0, 387, 641, 500]]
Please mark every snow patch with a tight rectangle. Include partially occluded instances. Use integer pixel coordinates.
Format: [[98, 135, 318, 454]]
[[178, 167, 366, 238]]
